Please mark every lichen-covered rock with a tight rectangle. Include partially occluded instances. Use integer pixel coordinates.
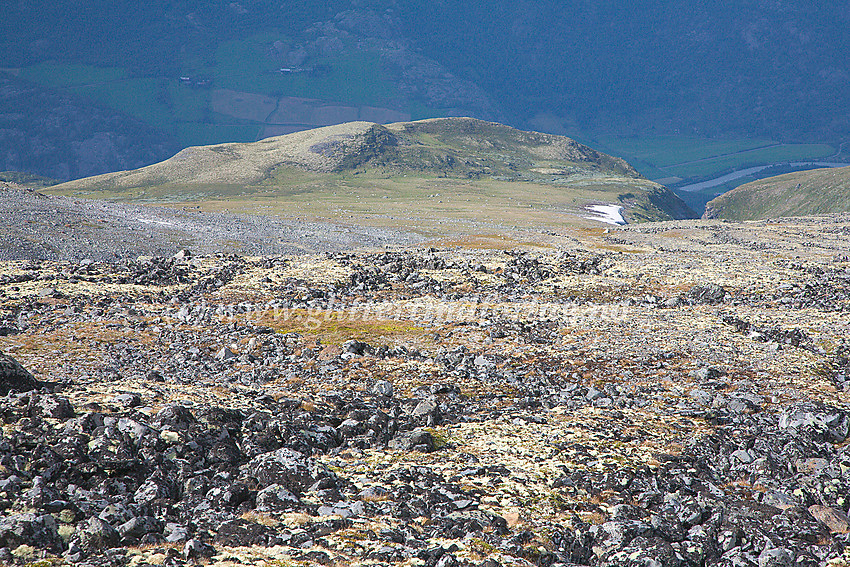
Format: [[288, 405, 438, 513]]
[[256, 483, 300, 512], [686, 283, 726, 305], [0, 513, 62, 552], [214, 518, 270, 547], [389, 428, 436, 452], [183, 538, 216, 560], [29, 393, 74, 419], [117, 516, 162, 541], [779, 402, 850, 443], [152, 403, 197, 430], [0, 353, 39, 394], [77, 517, 119, 552], [244, 448, 327, 493], [604, 536, 681, 567], [808, 505, 850, 534]]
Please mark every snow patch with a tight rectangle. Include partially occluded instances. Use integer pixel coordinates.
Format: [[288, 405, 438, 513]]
[[137, 218, 175, 227], [584, 204, 626, 225]]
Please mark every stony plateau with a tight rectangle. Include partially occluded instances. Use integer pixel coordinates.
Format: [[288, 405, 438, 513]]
[[1, 209, 850, 566]]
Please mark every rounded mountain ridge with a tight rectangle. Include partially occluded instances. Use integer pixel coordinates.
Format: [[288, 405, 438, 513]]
[[55, 118, 641, 190]]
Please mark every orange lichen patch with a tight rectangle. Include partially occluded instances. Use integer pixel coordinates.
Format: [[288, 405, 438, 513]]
[[359, 492, 392, 503], [0, 320, 157, 371], [447, 282, 476, 294], [238, 308, 426, 347], [240, 512, 280, 527], [720, 478, 770, 501], [575, 227, 610, 238], [426, 234, 552, 250], [591, 242, 647, 253], [501, 510, 522, 527], [318, 345, 343, 360], [582, 511, 609, 525]]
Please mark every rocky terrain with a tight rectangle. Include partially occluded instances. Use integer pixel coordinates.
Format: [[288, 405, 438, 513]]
[[0, 182, 421, 262], [1, 210, 850, 566]]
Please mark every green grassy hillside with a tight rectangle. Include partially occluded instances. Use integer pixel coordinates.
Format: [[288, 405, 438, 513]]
[[48, 118, 696, 235], [703, 165, 850, 220]]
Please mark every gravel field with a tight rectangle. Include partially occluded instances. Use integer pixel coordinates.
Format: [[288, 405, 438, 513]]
[[0, 183, 423, 261]]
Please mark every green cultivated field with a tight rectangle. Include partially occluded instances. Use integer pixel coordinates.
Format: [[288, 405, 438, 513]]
[[662, 144, 834, 179], [596, 136, 775, 167], [18, 62, 127, 86]]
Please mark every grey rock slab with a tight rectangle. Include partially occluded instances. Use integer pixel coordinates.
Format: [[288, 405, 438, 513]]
[[731, 449, 755, 464], [389, 428, 436, 452], [762, 491, 798, 511], [0, 513, 62, 552], [216, 346, 237, 360], [245, 448, 324, 493], [757, 547, 794, 567], [78, 517, 120, 552], [604, 536, 680, 567], [118, 516, 161, 540], [412, 397, 441, 421], [98, 503, 134, 526], [778, 401, 850, 443], [650, 507, 686, 542], [371, 379, 394, 397], [0, 353, 39, 395], [256, 483, 300, 512], [183, 538, 216, 560], [29, 394, 75, 419], [164, 523, 191, 543], [686, 283, 726, 305], [214, 518, 270, 547], [133, 479, 168, 504], [358, 485, 390, 500], [112, 392, 142, 408]]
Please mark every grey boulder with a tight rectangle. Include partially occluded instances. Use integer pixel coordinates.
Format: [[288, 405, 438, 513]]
[[0, 353, 39, 395]]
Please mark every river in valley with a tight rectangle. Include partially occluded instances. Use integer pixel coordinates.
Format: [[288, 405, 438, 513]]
[[676, 161, 850, 192]]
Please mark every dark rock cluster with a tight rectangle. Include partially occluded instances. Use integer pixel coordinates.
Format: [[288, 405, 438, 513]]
[[1, 244, 850, 566], [0, 378, 460, 564], [772, 262, 850, 312], [2, 336, 850, 566]]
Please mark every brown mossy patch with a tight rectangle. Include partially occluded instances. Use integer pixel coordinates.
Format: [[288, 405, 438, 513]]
[[591, 242, 647, 253], [0, 319, 158, 369], [242, 308, 426, 346], [426, 234, 553, 250]]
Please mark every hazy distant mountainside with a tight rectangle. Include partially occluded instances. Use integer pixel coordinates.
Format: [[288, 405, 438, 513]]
[[0, 76, 178, 181], [2, 0, 848, 142], [0, 2, 503, 181], [2, 1, 848, 190], [51, 118, 696, 229], [704, 165, 850, 221], [409, 0, 850, 141]]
